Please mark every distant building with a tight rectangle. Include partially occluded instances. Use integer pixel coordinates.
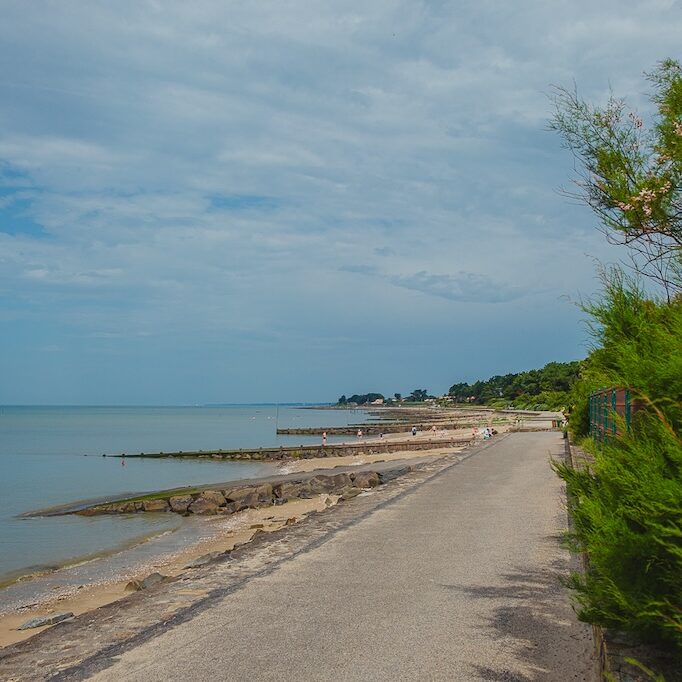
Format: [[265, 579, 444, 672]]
[[371, 398, 384, 405]]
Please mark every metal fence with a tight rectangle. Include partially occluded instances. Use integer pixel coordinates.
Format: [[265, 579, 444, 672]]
[[589, 388, 635, 439]]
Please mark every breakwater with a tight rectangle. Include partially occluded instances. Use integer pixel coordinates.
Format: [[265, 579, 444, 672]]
[[276, 421, 489, 436], [75, 458, 430, 516], [107, 436, 470, 461]]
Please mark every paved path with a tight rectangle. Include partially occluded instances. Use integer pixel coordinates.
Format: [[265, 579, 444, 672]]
[[85, 432, 595, 681]]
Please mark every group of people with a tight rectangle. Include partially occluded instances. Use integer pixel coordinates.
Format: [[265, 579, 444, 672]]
[[472, 426, 496, 440]]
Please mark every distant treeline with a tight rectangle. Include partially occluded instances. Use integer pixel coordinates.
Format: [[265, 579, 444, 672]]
[[338, 393, 385, 405], [448, 361, 581, 410], [336, 363, 580, 410], [337, 389, 432, 406]]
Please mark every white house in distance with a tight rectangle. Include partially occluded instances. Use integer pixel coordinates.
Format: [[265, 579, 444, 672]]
[[371, 398, 384, 405]]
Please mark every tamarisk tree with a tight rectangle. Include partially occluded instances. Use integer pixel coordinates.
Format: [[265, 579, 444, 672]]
[[551, 59, 682, 298]]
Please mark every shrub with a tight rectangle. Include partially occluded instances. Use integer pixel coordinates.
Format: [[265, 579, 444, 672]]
[[557, 415, 682, 647], [556, 272, 682, 651]]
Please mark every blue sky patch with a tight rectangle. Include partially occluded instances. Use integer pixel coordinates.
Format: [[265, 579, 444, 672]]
[[0, 190, 49, 238], [209, 194, 280, 211]]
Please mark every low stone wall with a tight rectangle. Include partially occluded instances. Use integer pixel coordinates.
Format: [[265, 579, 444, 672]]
[[78, 467, 409, 517]]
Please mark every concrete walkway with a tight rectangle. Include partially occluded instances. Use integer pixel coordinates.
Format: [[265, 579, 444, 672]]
[[87, 432, 596, 681]]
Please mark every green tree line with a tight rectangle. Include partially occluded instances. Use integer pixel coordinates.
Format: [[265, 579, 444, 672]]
[[337, 389, 434, 405], [448, 361, 581, 410]]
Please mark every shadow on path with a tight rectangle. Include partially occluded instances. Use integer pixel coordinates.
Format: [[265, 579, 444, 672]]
[[439, 550, 594, 681]]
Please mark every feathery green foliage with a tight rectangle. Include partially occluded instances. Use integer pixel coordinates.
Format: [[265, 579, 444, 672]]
[[555, 274, 682, 651], [550, 59, 682, 298]]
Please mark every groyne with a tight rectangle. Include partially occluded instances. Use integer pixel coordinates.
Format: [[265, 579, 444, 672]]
[[104, 436, 471, 461], [277, 421, 496, 436]]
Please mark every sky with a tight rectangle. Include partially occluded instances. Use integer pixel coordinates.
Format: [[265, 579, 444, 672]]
[[1, 1, 681, 405]]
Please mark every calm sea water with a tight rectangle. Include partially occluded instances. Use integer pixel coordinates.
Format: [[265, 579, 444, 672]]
[[0, 405, 369, 585]]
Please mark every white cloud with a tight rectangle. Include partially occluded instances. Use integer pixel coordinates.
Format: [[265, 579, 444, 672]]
[[0, 0, 679, 401]]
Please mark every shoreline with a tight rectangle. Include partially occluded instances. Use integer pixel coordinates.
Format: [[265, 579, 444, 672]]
[[0, 446, 463, 648], [21, 428, 481, 518], [0, 493, 341, 648], [0, 411, 550, 650]]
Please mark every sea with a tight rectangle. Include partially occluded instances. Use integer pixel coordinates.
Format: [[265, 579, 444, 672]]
[[0, 405, 371, 592]]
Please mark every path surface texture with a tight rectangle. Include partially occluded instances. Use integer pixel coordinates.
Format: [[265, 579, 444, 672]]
[[5, 432, 597, 681]]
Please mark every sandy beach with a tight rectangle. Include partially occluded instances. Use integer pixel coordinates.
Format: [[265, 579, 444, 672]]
[[0, 413, 530, 650], [0, 494, 339, 647]]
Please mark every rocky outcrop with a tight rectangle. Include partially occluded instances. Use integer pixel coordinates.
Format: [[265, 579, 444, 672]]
[[78, 464, 415, 518]]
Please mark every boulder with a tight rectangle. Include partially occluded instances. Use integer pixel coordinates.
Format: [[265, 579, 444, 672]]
[[198, 490, 226, 507], [254, 484, 273, 502], [273, 481, 303, 500], [169, 495, 194, 513], [338, 486, 362, 501], [330, 473, 352, 489], [228, 492, 260, 511], [308, 475, 335, 494], [223, 485, 272, 504], [223, 486, 253, 503], [17, 612, 74, 630], [188, 497, 219, 515], [351, 471, 380, 489], [296, 482, 314, 499], [142, 498, 169, 512]]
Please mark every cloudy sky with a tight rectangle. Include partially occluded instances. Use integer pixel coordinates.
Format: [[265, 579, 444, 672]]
[[1, 1, 680, 404]]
